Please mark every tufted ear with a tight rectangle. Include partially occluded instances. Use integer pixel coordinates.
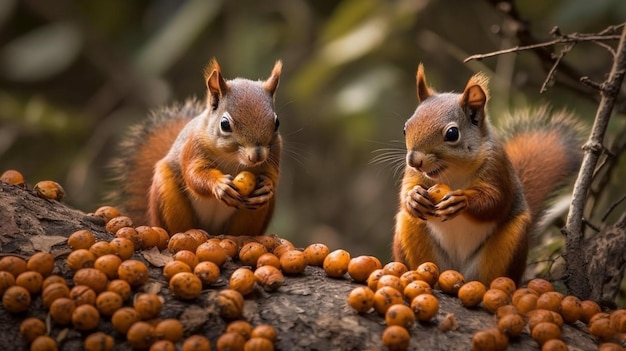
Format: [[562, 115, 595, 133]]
[[263, 60, 282, 98], [459, 72, 489, 126], [204, 58, 230, 110], [416, 63, 435, 103]]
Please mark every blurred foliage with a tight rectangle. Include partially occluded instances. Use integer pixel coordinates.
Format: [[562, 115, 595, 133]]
[[1, 0, 625, 267]]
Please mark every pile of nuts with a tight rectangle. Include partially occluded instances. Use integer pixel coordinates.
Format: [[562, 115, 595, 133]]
[[341, 256, 626, 351], [1, 169, 625, 351]]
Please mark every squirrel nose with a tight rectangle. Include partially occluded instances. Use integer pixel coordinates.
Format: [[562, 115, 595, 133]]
[[245, 146, 268, 165], [407, 151, 424, 170]]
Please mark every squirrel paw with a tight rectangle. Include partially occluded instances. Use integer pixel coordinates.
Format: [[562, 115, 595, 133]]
[[214, 175, 245, 208], [245, 174, 274, 210], [435, 189, 467, 221], [405, 185, 435, 220]]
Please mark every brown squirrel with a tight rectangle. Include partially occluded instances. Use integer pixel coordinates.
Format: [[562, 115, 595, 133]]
[[109, 59, 283, 236], [392, 64, 584, 285]]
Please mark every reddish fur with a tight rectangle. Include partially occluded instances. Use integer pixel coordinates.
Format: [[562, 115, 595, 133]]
[[120, 116, 190, 225], [393, 66, 582, 285], [109, 60, 282, 236]]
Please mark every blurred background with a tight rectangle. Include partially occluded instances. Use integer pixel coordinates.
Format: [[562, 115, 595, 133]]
[[1, 0, 625, 263]]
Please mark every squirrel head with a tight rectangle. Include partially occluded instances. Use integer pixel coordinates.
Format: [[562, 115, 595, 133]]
[[203, 59, 283, 168], [404, 64, 492, 186]]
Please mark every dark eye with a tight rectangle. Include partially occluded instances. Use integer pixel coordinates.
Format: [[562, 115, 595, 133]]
[[444, 126, 459, 142], [274, 117, 280, 132], [220, 115, 232, 133], [403, 125, 406, 136]]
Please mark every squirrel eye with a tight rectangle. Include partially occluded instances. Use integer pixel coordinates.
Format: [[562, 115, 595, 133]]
[[444, 126, 459, 142], [274, 117, 280, 132], [220, 115, 232, 133]]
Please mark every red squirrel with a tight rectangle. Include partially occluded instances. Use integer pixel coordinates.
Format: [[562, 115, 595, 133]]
[[109, 59, 283, 236], [393, 64, 584, 285]]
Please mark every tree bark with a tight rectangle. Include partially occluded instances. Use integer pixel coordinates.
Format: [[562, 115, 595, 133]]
[[0, 182, 600, 350]]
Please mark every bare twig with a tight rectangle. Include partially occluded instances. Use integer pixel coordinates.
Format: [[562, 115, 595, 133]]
[[464, 34, 621, 63], [540, 43, 574, 93], [564, 25, 626, 299], [602, 195, 626, 222]]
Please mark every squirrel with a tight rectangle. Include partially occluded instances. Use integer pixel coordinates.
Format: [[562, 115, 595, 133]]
[[108, 59, 283, 236], [392, 64, 584, 285]]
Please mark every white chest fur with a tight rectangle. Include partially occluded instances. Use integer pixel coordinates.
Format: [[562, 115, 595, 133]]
[[427, 215, 496, 280], [189, 196, 236, 235]]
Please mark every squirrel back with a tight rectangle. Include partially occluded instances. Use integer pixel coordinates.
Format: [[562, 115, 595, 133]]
[[108, 59, 283, 235], [107, 101, 203, 225], [392, 64, 584, 284]]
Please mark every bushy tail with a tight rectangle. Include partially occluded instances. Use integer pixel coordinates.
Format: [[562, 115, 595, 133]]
[[500, 106, 585, 226], [105, 99, 203, 225]]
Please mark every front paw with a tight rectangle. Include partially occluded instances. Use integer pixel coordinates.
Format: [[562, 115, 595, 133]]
[[245, 174, 274, 210], [405, 185, 435, 220], [435, 189, 467, 221], [214, 175, 245, 208]]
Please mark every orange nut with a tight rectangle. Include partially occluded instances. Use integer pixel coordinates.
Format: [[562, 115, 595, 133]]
[[133, 293, 163, 320], [182, 335, 211, 351], [72, 304, 100, 331], [489, 277, 516, 296], [194, 260, 220, 286], [427, 183, 451, 204], [437, 270, 465, 295], [279, 250, 308, 274], [33, 180, 65, 201], [347, 286, 375, 313], [323, 249, 351, 278], [73, 268, 109, 294], [383, 261, 409, 277], [95, 291, 123, 316], [49, 297, 76, 325], [67, 230, 96, 250], [381, 325, 410, 351], [254, 265, 284, 292], [498, 313, 525, 338], [1, 169, 25, 186], [415, 261, 439, 287], [233, 171, 256, 196], [411, 293, 439, 322], [373, 286, 404, 315], [347, 256, 382, 283], [105, 216, 133, 234], [169, 272, 202, 300], [93, 206, 121, 224], [117, 259, 149, 287], [251, 324, 277, 343], [111, 307, 140, 334], [70, 285, 97, 306], [229, 267, 256, 296], [3, 285, 31, 313], [458, 281, 487, 308], [84, 332, 114, 351], [303, 243, 330, 267], [482, 288, 510, 314], [19, 317, 46, 344], [27, 252, 55, 277], [403, 280, 432, 302], [385, 303, 416, 329], [216, 289, 244, 320]]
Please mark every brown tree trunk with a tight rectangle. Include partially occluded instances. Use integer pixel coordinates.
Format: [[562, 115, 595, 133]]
[[0, 182, 600, 350]]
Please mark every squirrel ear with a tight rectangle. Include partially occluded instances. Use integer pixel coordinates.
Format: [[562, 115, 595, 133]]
[[263, 60, 282, 98], [416, 63, 434, 103], [460, 73, 489, 125], [205, 58, 229, 110]]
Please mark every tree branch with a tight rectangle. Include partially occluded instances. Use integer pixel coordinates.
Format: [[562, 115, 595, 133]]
[[564, 25, 626, 299]]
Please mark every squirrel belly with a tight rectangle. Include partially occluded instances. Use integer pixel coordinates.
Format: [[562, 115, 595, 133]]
[[392, 64, 582, 285]]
